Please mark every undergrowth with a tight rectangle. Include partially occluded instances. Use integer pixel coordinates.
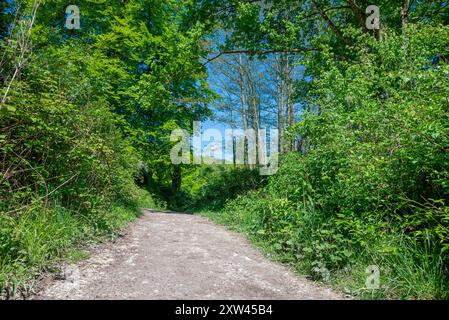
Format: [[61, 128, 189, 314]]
[[0, 189, 154, 299]]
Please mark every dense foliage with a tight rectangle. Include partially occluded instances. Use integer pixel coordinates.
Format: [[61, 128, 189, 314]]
[[1, 0, 448, 300], [0, 0, 210, 298], [194, 1, 449, 299]]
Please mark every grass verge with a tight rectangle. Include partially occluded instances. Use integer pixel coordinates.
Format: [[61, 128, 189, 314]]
[[0, 189, 154, 299], [198, 209, 449, 300]]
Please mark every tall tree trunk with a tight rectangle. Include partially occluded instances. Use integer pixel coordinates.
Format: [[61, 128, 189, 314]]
[[289, 55, 296, 150], [229, 107, 235, 166], [275, 54, 284, 153], [171, 165, 181, 194], [285, 53, 291, 151], [285, 53, 296, 151], [280, 54, 286, 152], [245, 57, 258, 169], [401, 0, 410, 29], [401, 0, 410, 48], [238, 52, 249, 168]]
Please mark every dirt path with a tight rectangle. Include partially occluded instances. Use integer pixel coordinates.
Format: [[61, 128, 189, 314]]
[[33, 210, 342, 300]]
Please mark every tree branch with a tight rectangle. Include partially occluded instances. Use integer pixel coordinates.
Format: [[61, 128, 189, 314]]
[[346, 0, 366, 30], [311, 0, 351, 45], [204, 48, 320, 65]]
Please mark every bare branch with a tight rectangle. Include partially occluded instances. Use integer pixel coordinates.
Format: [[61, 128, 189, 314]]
[[204, 48, 320, 65], [311, 0, 351, 45], [1, 0, 40, 104]]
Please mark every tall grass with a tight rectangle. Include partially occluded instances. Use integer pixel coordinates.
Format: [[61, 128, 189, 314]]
[[0, 189, 153, 299], [200, 190, 449, 300]]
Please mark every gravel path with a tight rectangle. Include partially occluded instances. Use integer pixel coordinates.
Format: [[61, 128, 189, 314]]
[[33, 210, 342, 300]]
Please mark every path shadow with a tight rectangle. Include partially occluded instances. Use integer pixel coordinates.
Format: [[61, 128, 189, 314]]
[[142, 208, 193, 215]]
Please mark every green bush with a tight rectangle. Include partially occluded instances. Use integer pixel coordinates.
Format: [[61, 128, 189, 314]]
[[0, 30, 152, 300], [206, 25, 449, 299], [177, 165, 264, 211]]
